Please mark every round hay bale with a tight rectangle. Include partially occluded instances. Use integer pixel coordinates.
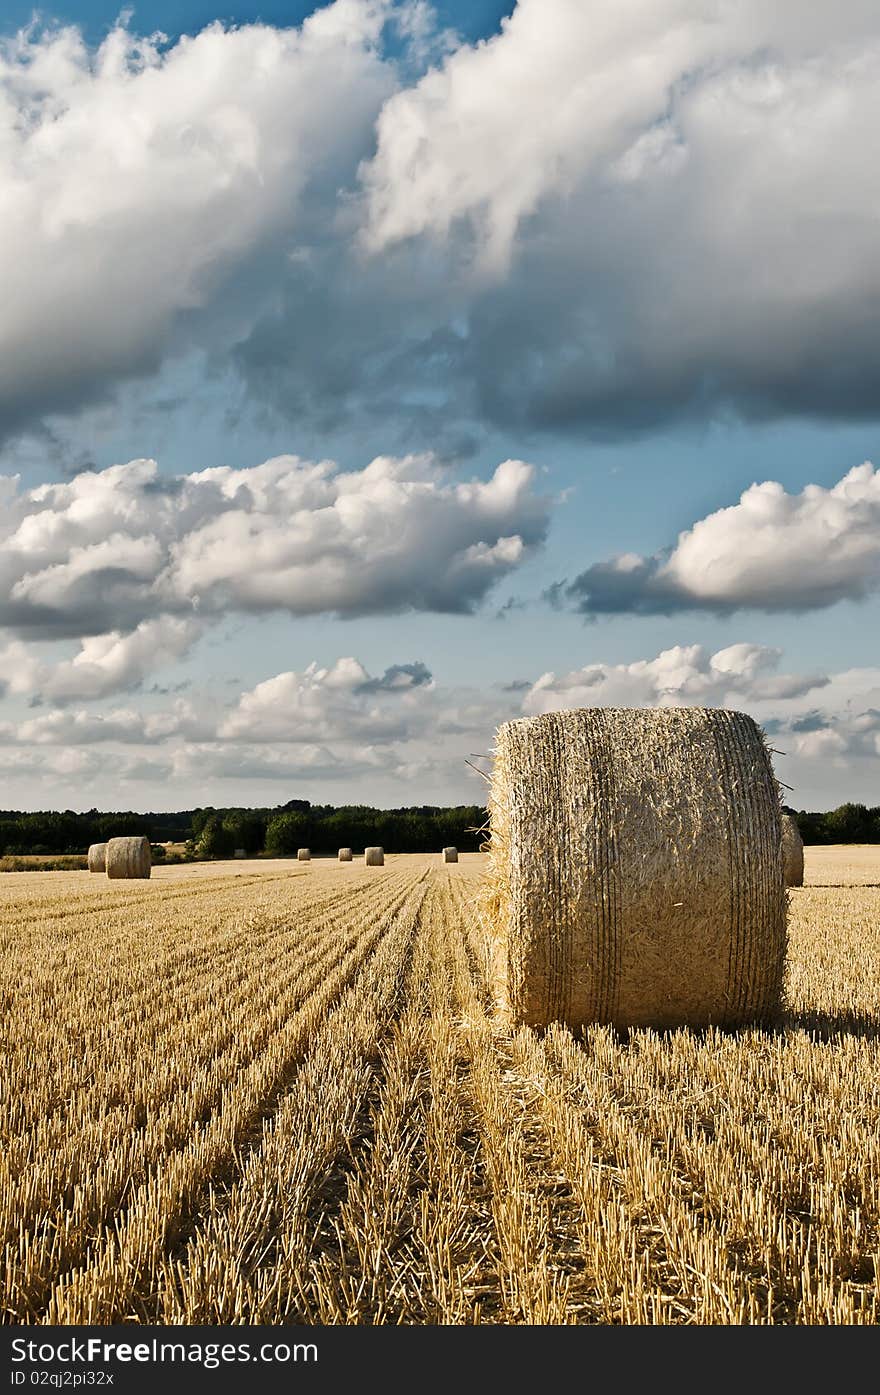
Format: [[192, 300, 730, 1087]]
[[87, 843, 107, 874], [105, 836, 151, 880], [443, 846, 459, 863], [486, 706, 787, 1031], [297, 848, 311, 862], [338, 847, 353, 861], [364, 846, 384, 866], [781, 813, 804, 888]]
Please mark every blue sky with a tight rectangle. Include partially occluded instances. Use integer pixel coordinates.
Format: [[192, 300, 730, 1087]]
[[1, 2, 514, 45], [1, 0, 879, 811]]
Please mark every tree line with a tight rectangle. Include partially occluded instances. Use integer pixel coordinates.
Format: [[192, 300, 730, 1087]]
[[0, 799, 488, 858], [1, 800, 877, 859], [785, 803, 880, 845]]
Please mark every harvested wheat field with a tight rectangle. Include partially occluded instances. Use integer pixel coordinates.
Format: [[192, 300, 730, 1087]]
[[1, 848, 878, 1325]]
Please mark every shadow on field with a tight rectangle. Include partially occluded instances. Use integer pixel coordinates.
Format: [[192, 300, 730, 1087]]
[[779, 1008, 880, 1041], [804, 882, 880, 889], [569, 1008, 880, 1047]]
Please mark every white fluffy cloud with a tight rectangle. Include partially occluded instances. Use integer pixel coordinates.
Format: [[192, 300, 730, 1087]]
[[219, 656, 433, 743], [2, 642, 879, 808], [358, 0, 880, 431], [0, 617, 199, 703], [0, 454, 548, 649], [522, 643, 829, 715], [0, 696, 213, 747], [365, 1, 880, 263], [520, 644, 880, 802], [566, 462, 880, 615], [0, 3, 394, 434], [5, 3, 880, 444]]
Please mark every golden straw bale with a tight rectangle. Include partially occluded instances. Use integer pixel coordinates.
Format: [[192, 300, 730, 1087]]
[[781, 813, 805, 888], [87, 843, 107, 873], [105, 836, 151, 880], [486, 706, 786, 1031]]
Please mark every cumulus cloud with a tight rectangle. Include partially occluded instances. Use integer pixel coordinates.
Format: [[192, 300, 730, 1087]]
[[219, 655, 434, 743], [0, 696, 213, 746], [5, 3, 880, 447], [770, 669, 880, 764], [519, 643, 880, 800], [522, 643, 829, 715], [0, 3, 395, 435], [0, 617, 200, 703], [356, 0, 880, 434], [2, 642, 879, 807], [0, 453, 548, 646], [565, 462, 880, 615]]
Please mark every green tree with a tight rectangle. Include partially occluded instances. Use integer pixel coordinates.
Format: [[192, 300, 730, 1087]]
[[195, 814, 236, 860], [265, 810, 312, 856]]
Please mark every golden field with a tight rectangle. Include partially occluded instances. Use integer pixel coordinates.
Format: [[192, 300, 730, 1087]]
[[1, 847, 878, 1325]]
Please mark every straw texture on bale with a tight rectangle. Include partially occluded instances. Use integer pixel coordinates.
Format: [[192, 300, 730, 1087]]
[[105, 836, 151, 880], [338, 848, 353, 861], [364, 847, 384, 866], [443, 847, 459, 863], [486, 706, 787, 1031], [297, 848, 311, 862], [781, 813, 804, 888], [87, 843, 107, 874]]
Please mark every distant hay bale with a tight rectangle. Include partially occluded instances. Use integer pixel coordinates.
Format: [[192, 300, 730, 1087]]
[[105, 836, 151, 880], [486, 706, 787, 1031], [781, 814, 804, 888], [87, 843, 107, 874], [234, 848, 247, 859], [364, 846, 384, 866], [338, 847, 353, 861], [443, 846, 459, 863], [297, 848, 311, 862]]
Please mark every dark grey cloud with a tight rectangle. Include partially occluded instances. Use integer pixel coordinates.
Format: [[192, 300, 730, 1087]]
[[358, 0, 880, 441], [0, 10, 395, 442], [357, 662, 433, 694], [790, 711, 831, 734], [6, 6, 880, 452]]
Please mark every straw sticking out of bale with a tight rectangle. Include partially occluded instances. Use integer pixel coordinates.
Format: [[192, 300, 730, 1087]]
[[105, 836, 151, 880], [297, 848, 311, 862], [87, 843, 107, 874], [442, 847, 458, 863], [486, 706, 787, 1031], [781, 813, 804, 888], [338, 848, 353, 862], [364, 847, 384, 866]]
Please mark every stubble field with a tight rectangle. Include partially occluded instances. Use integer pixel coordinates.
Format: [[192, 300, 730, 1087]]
[[2, 848, 878, 1325]]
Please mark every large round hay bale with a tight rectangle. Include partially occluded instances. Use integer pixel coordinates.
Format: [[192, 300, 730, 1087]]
[[338, 847, 353, 861], [87, 843, 107, 874], [364, 846, 384, 866], [297, 848, 311, 862], [443, 846, 459, 863], [781, 813, 804, 888], [486, 706, 786, 1030], [105, 836, 151, 880]]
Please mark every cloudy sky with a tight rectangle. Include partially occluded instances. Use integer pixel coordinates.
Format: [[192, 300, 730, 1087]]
[[1, 0, 878, 812]]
